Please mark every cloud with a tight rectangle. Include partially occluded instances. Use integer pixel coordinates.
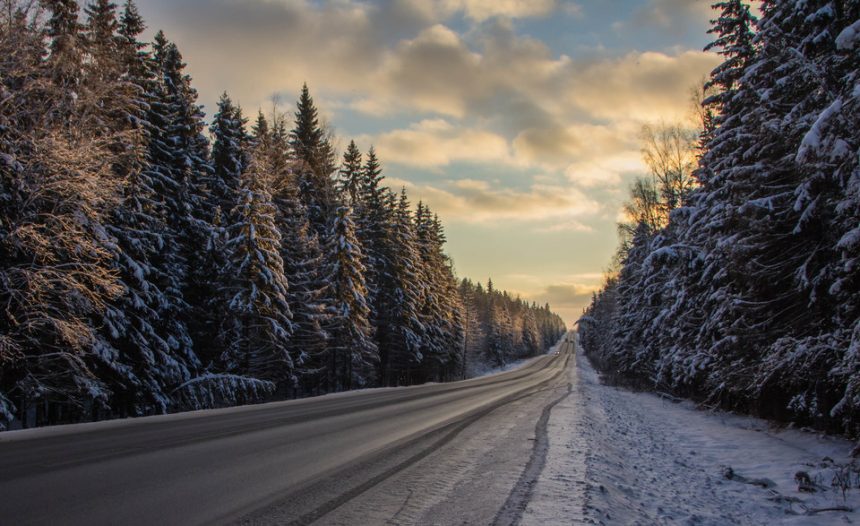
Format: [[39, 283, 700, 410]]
[[138, 0, 386, 111], [385, 177, 601, 224], [564, 149, 644, 189], [561, 2, 584, 18], [513, 122, 638, 170], [536, 220, 593, 233], [360, 119, 513, 168], [398, 0, 559, 22], [374, 24, 484, 117], [523, 282, 602, 320], [563, 50, 721, 122], [615, 0, 714, 38], [542, 283, 602, 304]]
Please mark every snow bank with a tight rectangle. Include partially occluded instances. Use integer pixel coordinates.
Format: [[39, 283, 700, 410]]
[[524, 347, 859, 524]]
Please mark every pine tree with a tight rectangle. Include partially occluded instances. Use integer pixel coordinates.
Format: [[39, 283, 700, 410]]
[[148, 35, 219, 372], [276, 180, 330, 393], [43, 0, 83, 87], [209, 92, 249, 227], [354, 146, 388, 329], [324, 207, 378, 390], [414, 203, 462, 380], [338, 140, 363, 206], [459, 280, 486, 378], [255, 110, 329, 394], [485, 292, 506, 367], [703, 1, 758, 111], [521, 308, 540, 357], [377, 190, 425, 385], [117, 2, 152, 113], [84, 0, 119, 60], [289, 83, 336, 235], [84, 0, 203, 416], [218, 155, 295, 391]]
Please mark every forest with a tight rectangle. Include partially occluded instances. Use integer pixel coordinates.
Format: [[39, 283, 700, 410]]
[[0, 0, 566, 430], [579, 0, 860, 436]]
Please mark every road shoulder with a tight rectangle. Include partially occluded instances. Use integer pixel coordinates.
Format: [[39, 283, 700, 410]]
[[526, 349, 859, 525]]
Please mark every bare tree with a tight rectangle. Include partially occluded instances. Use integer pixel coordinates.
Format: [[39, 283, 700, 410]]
[[640, 122, 698, 212]]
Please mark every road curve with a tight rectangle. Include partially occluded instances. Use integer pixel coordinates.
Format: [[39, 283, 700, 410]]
[[0, 340, 573, 525]]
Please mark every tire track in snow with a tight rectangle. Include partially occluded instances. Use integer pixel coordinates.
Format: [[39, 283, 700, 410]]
[[493, 347, 574, 526]]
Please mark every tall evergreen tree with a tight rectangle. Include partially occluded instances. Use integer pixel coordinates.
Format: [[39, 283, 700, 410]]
[[324, 207, 378, 390], [703, 1, 758, 111], [581, 0, 860, 435], [218, 155, 295, 389], [289, 83, 336, 235], [377, 190, 425, 385], [338, 140, 363, 206], [255, 110, 329, 393], [43, 0, 83, 87], [354, 147, 388, 323], [209, 92, 249, 226]]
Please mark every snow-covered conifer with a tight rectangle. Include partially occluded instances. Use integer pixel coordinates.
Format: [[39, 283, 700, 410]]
[[324, 207, 378, 390]]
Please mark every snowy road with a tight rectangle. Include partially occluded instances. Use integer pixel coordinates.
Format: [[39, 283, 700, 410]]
[[0, 341, 573, 525]]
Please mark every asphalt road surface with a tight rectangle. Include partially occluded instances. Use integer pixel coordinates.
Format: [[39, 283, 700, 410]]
[[0, 339, 574, 526]]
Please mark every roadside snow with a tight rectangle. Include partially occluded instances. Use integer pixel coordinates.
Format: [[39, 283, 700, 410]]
[[468, 338, 566, 380], [525, 341, 859, 525]]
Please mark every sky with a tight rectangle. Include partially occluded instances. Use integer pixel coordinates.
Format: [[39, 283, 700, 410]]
[[135, 0, 723, 325]]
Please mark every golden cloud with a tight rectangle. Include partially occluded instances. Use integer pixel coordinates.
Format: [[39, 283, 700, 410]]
[[385, 177, 601, 224], [360, 119, 513, 167]]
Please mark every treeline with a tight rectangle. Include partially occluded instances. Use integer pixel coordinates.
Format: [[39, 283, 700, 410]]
[[460, 279, 567, 375], [579, 0, 860, 436], [0, 0, 565, 430]]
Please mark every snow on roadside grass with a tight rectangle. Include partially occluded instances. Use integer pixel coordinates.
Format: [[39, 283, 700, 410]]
[[525, 347, 859, 525]]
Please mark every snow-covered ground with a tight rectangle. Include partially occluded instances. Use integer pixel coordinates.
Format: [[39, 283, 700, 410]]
[[525, 342, 860, 525]]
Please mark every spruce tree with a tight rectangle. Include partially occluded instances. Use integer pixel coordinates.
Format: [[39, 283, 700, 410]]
[[324, 207, 378, 390], [354, 146, 388, 330], [377, 189, 425, 385], [289, 83, 336, 235], [256, 109, 329, 394], [210, 92, 249, 227], [703, 1, 758, 111], [338, 140, 363, 206], [218, 155, 295, 390], [43, 0, 83, 87], [83, 0, 203, 416], [84, 0, 119, 58]]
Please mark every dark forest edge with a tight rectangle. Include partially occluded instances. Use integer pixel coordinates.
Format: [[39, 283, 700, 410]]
[[578, 1, 860, 437], [0, 0, 566, 430]]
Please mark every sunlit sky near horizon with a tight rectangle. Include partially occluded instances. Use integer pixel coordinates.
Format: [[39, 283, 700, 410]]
[[136, 0, 724, 325]]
